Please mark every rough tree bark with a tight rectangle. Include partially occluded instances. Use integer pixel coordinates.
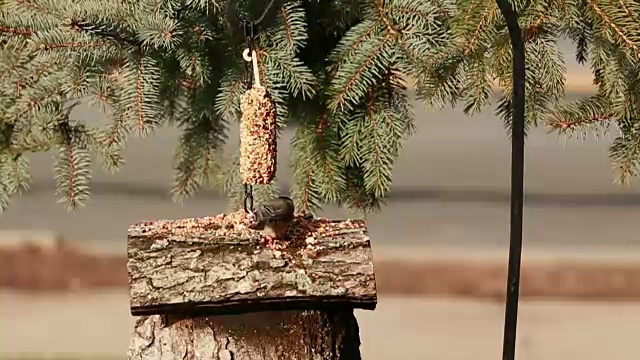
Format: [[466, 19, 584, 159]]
[[127, 217, 377, 315], [128, 309, 361, 360], [126, 214, 377, 360]]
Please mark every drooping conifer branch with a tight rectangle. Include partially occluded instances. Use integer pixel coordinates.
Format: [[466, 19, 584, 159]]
[[1, 0, 640, 212]]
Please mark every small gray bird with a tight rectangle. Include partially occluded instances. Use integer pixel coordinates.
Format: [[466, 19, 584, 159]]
[[248, 196, 295, 239]]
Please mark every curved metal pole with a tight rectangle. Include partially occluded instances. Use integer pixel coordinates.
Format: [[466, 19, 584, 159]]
[[225, 0, 283, 36], [495, 1, 526, 360]]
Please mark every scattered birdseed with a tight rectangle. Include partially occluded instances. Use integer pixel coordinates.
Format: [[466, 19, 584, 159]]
[[131, 211, 366, 252]]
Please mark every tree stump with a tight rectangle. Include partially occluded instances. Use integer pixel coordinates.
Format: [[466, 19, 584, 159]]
[[127, 211, 377, 360]]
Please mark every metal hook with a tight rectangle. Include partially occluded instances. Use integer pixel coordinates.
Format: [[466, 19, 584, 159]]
[[243, 48, 262, 87], [225, 0, 283, 36]]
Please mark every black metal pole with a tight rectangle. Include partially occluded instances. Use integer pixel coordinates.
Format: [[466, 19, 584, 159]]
[[495, 1, 526, 360]]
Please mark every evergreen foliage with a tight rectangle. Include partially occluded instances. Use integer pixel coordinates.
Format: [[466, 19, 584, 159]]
[[1, 0, 639, 213]]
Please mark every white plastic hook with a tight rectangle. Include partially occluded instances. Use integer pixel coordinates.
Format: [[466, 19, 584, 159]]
[[243, 48, 262, 88]]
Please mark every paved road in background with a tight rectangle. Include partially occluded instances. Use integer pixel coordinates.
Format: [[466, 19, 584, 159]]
[[1, 39, 639, 252], [3, 293, 640, 360]]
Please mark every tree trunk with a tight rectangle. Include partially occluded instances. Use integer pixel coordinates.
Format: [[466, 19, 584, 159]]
[[128, 309, 361, 360]]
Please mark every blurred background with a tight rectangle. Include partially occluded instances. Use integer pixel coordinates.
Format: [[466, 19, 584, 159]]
[[1, 38, 639, 360]]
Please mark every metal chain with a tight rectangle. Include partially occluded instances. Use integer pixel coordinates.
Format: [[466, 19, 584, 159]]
[[243, 20, 254, 88], [243, 184, 254, 214]]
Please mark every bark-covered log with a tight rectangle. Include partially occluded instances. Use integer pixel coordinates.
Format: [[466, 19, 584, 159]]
[[128, 309, 361, 360], [127, 212, 377, 316]]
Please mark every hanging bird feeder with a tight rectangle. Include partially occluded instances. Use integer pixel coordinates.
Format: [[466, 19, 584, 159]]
[[226, 0, 283, 214]]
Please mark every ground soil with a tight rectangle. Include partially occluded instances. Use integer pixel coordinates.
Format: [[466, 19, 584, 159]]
[[2, 241, 640, 300]]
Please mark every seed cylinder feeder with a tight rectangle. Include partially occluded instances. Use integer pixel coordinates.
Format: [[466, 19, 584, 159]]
[[239, 50, 277, 186]]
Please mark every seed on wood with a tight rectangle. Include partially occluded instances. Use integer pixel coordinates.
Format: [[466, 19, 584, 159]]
[[134, 211, 365, 248]]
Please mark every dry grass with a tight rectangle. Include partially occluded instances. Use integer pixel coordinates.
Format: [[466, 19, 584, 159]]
[[375, 260, 640, 301]]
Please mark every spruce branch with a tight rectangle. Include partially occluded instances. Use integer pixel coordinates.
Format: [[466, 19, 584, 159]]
[[341, 164, 384, 214], [136, 12, 182, 51], [416, 46, 465, 108], [10, 85, 64, 120], [119, 49, 163, 136], [261, 49, 316, 99], [269, 0, 307, 52], [0, 180, 11, 212], [214, 67, 245, 121], [63, 17, 142, 48], [547, 94, 615, 133], [461, 57, 492, 116], [359, 88, 396, 198], [328, 19, 380, 70], [183, 0, 223, 13], [3, 0, 640, 213], [329, 34, 393, 111], [363, 73, 412, 197], [522, 15, 545, 42], [385, 0, 454, 22], [15, 55, 62, 90], [28, 27, 119, 59], [13, 0, 48, 13], [0, 38, 28, 77], [501, 32, 566, 133], [53, 120, 93, 210], [458, 1, 498, 56], [175, 48, 210, 86], [0, 25, 32, 36], [1, 0, 61, 33], [588, 36, 636, 118], [611, 125, 640, 185], [252, 47, 290, 125], [170, 113, 227, 202], [566, 22, 592, 64], [91, 110, 129, 173], [291, 109, 345, 212], [54, 143, 91, 211], [587, 0, 640, 59], [618, 0, 633, 19], [0, 154, 30, 196], [171, 134, 217, 203], [102, 111, 129, 149]]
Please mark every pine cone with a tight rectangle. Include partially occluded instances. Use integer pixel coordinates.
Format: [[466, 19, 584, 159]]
[[239, 86, 277, 185]]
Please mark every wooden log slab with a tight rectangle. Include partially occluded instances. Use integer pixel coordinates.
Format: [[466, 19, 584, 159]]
[[128, 309, 361, 360], [127, 211, 377, 316]]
